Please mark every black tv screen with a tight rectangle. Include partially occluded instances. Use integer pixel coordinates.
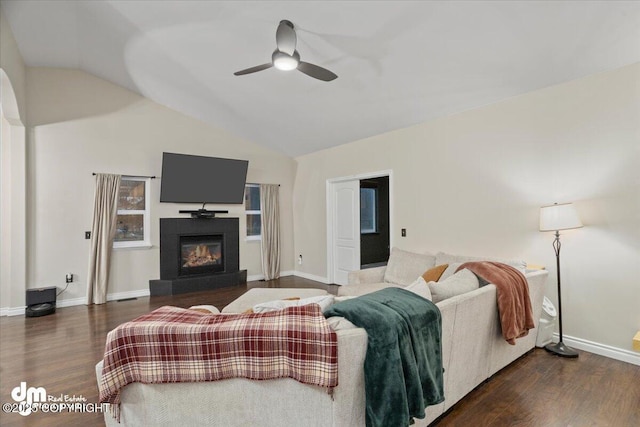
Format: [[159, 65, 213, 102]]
[[160, 153, 249, 204]]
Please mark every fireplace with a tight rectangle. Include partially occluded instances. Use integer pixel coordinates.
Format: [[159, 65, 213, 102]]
[[150, 218, 246, 295], [180, 235, 224, 276]]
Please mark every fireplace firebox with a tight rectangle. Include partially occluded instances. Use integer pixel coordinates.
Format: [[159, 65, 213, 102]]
[[179, 235, 224, 276], [150, 218, 246, 295]]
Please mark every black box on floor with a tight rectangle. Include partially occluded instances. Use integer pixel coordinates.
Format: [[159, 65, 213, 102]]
[[26, 286, 57, 317]]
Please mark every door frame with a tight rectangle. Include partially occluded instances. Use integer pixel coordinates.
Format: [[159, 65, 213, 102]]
[[326, 169, 394, 284]]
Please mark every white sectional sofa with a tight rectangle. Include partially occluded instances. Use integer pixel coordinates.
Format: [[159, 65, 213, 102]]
[[96, 249, 548, 427]]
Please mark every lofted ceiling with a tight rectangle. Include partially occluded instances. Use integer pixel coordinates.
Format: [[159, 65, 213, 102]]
[[2, 1, 640, 157]]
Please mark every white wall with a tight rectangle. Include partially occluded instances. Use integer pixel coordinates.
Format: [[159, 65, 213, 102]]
[[293, 63, 640, 353], [0, 8, 26, 120], [0, 8, 27, 313], [25, 68, 296, 304], [1, 114, 12, 308]]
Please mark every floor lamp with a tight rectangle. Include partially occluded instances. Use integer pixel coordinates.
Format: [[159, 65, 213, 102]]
[[539, 202, 583, 358]]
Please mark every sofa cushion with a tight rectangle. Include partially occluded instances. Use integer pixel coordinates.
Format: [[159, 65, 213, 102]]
[[253, 295, 335, 313], [325, 316, 357, 331], [428, 269, 480, 303], [422, 264, 448, 282], [406, 276, 433, 301], [222, 288, 328, 313], [383, 247, 436, 285], [338, 282, 403, 297]]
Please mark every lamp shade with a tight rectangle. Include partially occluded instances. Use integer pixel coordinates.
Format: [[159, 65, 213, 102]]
[[539, 203, 583, 232]]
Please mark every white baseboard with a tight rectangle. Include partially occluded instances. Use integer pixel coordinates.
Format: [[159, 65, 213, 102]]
[[247, 271, 295, 282], [553, 333, 640, 366], [0, 306, 26, 316], [58, 289, 150, 307], [107, 289, 150, 302], [2, 273, 309, 315], [292, 270, 330, 284], [56, 297, 86, 308], [247, 270, 329, 284], [1, 289, 152, 316]]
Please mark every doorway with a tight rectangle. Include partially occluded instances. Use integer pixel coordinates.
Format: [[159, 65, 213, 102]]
[[360, 176, 390, 269], [326, 170, 393, 285]]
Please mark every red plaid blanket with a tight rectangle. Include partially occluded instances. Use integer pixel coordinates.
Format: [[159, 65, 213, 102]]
[[98, 305, 338, 412]]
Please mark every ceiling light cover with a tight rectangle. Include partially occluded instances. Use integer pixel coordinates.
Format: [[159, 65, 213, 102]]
[[273, 51, 299, 71]]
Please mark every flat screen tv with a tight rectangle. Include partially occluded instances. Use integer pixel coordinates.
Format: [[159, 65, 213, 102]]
[[160, 152, 249, 204]]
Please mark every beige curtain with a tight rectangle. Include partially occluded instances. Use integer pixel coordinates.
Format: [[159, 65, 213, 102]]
[[86, 173, 121, 305], [260, 184, 281, 280]]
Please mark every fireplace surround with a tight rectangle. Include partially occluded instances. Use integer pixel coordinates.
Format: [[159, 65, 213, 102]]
[[149, 218, 246, 295]]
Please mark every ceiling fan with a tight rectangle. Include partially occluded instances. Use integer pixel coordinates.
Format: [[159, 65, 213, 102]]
[[234, 20, 338, 82]]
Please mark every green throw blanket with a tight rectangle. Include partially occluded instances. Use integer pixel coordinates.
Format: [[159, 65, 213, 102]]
[[324, 288, 444, 427]]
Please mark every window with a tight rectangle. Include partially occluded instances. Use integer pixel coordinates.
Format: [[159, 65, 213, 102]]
[[114, 177, 151, 248], [360, 187, 377, 234], [245, 184, 261, 240]]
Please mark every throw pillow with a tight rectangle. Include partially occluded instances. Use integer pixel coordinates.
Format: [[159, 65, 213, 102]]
[[438, 263, 462, 281], [422, 264, 448, 282], [405, 276, 433, 301], [428, 268, 480, 303], [383, 247, 436, 286]]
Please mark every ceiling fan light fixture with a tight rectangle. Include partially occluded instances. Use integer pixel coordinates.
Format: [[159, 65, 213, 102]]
[[234, 21, 336, 81], [272, 50, 299, 71]]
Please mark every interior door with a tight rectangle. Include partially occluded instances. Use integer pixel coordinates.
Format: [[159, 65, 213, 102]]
[[332, 180, 360, 285]]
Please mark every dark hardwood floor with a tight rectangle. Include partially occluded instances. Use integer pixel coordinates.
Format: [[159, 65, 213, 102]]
[[1, 276, 638, 426]]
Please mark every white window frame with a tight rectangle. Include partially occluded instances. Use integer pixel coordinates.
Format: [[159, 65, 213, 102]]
[[114, 177, 152, 249], [245, 183, 261, 241]]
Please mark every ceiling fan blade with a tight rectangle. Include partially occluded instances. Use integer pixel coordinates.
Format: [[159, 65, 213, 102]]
[[234, 63, 273, 76], [297, 62, 338, 82], [276, 20, 296, 55]]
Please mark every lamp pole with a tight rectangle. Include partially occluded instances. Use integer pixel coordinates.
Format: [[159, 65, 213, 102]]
[[545, 230, 579, 358]]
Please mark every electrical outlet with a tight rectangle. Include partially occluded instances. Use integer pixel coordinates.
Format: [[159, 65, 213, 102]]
[[85, 231, 91, 239], [401, 228, 406, 237], [298, 255, 303, 265], [65, 273, 73, 283]]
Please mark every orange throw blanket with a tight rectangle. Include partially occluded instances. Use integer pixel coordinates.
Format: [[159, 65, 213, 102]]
[[456, 262, 534, 345]]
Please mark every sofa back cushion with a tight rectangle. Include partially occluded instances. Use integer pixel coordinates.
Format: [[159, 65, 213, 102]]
[[383, 247, 436, 286], [252, 295, 336, 314], [428, 268, 480, 303]]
